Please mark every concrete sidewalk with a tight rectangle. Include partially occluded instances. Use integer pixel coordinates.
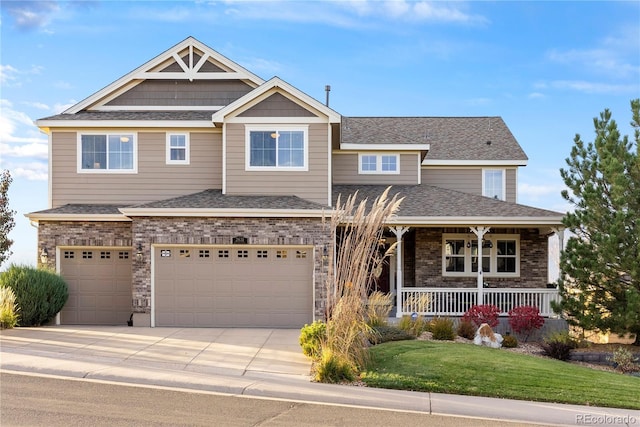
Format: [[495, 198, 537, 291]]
[[1, 326, 638, 426]]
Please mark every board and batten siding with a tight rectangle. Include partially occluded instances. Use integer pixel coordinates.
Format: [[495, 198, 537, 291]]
[[421, 167, 518, 203], [224, 123, 330, 206], [50, 130, 222, 207], [332, 153, 420, 185]]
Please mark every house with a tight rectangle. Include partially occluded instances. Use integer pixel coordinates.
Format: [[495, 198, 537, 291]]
[[27, 37, 564, 328]]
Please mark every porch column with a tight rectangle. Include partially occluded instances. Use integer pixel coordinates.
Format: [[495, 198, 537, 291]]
[[391, 226, 409, 317], [470, 226, 490, 304], [551, 227, 565, 283]]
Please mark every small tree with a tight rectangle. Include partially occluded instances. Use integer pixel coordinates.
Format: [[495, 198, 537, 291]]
[[0, 170, 16, 267], [462, 304, 500, 328], [554, 99, 640, 346]]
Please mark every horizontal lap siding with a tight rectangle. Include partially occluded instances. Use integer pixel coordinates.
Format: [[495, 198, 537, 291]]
[[421, 168, 482, 195], [421, 167, 517, 202], [225, 123, 329, 206], [51, 130, 222, 207], [332, 153, 419, 185]]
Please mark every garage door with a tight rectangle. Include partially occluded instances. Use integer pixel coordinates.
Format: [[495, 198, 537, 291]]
[[154, 246, 313, 327], [59, 248, 133, 325]]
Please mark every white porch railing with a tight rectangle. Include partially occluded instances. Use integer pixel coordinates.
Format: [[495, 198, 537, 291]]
[[400, 287, 561, 317]]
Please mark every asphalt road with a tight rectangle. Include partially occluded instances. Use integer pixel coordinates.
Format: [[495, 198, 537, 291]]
[[0, 372, 549, 426]]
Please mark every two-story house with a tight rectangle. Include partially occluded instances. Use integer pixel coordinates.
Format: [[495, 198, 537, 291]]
[[28, 37, 564, 328]]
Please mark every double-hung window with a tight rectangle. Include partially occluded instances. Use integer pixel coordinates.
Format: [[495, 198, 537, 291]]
[[358, 153, 399, 174], [246, 126, 308, 171], [483, 169, 505, 200], [442, 234, 519, 277], [166, 133, 189, 165], [78, 133, 136, 173]]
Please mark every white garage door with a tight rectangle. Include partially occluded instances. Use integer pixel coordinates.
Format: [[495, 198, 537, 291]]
[[154, 246, 314, 327], [59, 248, 133, 325]]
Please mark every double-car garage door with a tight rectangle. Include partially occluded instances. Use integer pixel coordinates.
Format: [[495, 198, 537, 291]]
[[154, 246, 314, 328]]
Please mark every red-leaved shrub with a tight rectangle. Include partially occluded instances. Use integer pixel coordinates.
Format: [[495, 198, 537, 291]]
[[462, 304, 500, 328], [508, 305, 544, 342]]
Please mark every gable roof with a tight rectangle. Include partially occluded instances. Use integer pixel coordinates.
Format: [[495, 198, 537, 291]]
[[211, 77, 341, 125], [341, 117, 528, 164], [64, 36, 264, 114]]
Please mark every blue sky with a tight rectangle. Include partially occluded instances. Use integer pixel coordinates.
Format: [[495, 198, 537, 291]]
[[1, 0, 639, 267]]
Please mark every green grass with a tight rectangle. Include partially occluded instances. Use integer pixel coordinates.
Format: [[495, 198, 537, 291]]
[[361, 340, 640, 409]]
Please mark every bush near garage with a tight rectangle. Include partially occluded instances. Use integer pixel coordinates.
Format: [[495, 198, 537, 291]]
[[299, 320, 327, 359], [0, 264, 68, 326], [0, 286, 19, 329]]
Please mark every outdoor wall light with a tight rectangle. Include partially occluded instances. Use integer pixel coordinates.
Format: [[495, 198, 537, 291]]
[[136, 243, 143, 261], [40, 247, 48, 264]]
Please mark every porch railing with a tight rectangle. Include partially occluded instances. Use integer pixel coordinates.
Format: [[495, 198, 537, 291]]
[[399, 287, 561, 317]]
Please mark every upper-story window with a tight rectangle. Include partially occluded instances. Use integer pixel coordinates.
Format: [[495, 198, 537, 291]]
[[78, 133, 137, 173], [358, 153, 400, 174], [442, 234, 519, 277], [245, 126, 308, 171], [483, 169, 505, 200], [166, 133, 190, 165]]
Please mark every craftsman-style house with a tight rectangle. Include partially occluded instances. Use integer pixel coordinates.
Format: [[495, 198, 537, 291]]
[[28, 37, 563, 327]]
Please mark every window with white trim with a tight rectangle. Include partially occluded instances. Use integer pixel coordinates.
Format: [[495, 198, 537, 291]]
[[358, 153, 399, 174], [245, 126, 308, 171], [166, 133, 189, 165], [442, 234, 519, 277], [483, 169, 505, 200], [78, 133, 136, 173]]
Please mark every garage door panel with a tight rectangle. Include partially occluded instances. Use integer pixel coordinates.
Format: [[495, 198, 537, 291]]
[[60, 249, 132, 325], [154, 245, 313, 328]]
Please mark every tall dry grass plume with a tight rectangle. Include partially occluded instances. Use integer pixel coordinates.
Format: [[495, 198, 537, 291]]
[[323, 187, 402, 374]]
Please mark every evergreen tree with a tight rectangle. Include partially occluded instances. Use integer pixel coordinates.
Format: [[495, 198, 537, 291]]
[[0, 169, 16, 267], [554, 100, 640, 345]]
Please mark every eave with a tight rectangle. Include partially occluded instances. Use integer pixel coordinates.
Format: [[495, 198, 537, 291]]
[[25, 213, 132, 223], [36, 120, 215, 134], [118, 207, 328, 218]]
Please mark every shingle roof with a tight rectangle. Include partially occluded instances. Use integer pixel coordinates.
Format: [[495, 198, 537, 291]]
[[341, 117, 528, 161], [128, 189, 328, 210], [332, 185, 562, 219], [29, 204, 128, 215], [38, 111, 217, 121]]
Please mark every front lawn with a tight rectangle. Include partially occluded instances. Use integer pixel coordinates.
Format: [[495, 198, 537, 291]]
[[360, 340, 640, 409]]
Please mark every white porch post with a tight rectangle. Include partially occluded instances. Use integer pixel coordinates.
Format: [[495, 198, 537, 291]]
[[391, 226, 409, 317], [470, 226, 490, 305]]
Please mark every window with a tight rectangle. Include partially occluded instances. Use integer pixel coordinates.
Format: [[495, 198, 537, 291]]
[[246, 126, 308, 171], [78, 133, 136, 173], [166, 133, 189, 165], [483, 169, 505, 200], [358, 153, 399, 174], [442, 234, 519, 277]]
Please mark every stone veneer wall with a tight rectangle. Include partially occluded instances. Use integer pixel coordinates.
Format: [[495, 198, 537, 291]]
[[132, 217, 331, 318], [38, 221, 133, 271], [413, 228, 549, 288]]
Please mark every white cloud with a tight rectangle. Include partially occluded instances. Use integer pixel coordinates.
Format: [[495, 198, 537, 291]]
[[0, 64, 19, 85], [0, 142, 48, 159], [22, 101, 50, 110], [528, 92, 545, 99], [1, 0, 59, 31], [11, 163, 48, 181], [0, 99, 48, 161], [549, 80, 637, 95], [519, 182, 565, 200]]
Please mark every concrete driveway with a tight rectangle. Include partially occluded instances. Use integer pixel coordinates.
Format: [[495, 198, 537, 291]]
[[0, 326, 311, 380]]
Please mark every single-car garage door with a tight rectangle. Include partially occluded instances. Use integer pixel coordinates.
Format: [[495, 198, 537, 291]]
[[59, 248, 133, 325], [154, 246, 314, 327]]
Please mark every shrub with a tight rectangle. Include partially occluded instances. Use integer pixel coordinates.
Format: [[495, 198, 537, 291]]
[[398, 315, 430, 337], [456, 319, 476, 340], [0, 286, 19, 329], [299, 320, 326, 359], [508, 306, 544, 342], [608, 347, 640, 373], [314, 349, 355, 383], [0, 265, 68, 326], [431, 317, 455, 341], [366, 291, 393, 327], [371, 325, 415, 344], [502, 334, 518, 348], [462, 304, 500, 328], [541, 331, 577, 361]]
